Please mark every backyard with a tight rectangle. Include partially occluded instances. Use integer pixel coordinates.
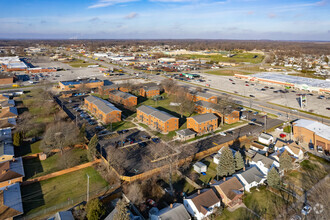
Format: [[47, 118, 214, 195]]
[[21, 166, 109, 216]]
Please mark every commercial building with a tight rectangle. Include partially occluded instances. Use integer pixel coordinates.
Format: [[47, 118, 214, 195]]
[[188, 91, 218, 104], [187, 113, 218, 133], [292, 119, 330, 152], [108, 90, 137, 107], [59, 78, 104, 91], [235, 72, 330, 94], [84, 96, 121, 124], [137, 105, 179, 133], [195, 100, 240, 124], [0, 56, 27, 72]]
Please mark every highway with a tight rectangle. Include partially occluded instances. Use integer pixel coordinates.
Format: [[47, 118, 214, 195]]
[[66, 52, 330, 125]]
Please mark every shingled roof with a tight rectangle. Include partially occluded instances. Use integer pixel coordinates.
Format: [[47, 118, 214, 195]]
[[188, 113, 218, 124], [137, 105, 177, 122], [85, 95, 121, 114], [109, 90, 136, 100], [186, 188, 220, 215], [0, 157, 24, 184], [0, 183, 23, 219], [238, 167, 265, 184], [252, 153, 276, 169], [214, 177, 244, 200]]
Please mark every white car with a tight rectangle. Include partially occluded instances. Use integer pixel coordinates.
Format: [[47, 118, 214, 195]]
[[301, 205, 312, 215], [219, 132, 227, 136]]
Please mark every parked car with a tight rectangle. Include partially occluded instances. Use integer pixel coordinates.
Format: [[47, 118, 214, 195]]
[[251, 118, 257, 122], [245, 84, 249, 86], [152, 138, 160, 143], [301, 204, 312, 215], [219, 132, 226, 136], [318, 95, 325, 99], [138, 142, 147, 147], [249, 95, 255, 97], [253, 112, 258, 115], [280, 133, 287, 138]]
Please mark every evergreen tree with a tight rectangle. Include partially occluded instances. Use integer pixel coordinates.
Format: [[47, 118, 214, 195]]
[[114, 199, 130, 220], [217, 146, 235, 177], [234, 151, 244, 171], [80, 123, 86, 139], [88, 134, 98, 161], [13, 132, 22, 147], [86, 198, 106, 220], [267, 167, 281, 189], [279, 151, 292, 171]]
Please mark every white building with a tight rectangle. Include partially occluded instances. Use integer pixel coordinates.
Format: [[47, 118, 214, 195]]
[[193, 162, 207, 173], [258, 133, 274, 145], [250, 153, 279, 175], [235, 167, 266, 192]]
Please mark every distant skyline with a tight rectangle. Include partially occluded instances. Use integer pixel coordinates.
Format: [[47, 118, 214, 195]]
[[1, 0, 329, 40]]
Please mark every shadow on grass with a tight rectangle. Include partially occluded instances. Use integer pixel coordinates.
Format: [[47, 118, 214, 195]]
[[23, 157, 44, 180], [21, 182, 45, 215]]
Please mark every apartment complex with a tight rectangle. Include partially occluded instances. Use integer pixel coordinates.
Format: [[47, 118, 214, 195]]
[[137, 105, 179, 133], [140, 86, 160, 98], [195, 100, 240, 124], [84, 96, 121, 124], [108, 90, 137, 107], [59, 78, 104, 91], [292, 119, 330, 152], [188, 91, 218, 104], [187, 113, 218, 133]]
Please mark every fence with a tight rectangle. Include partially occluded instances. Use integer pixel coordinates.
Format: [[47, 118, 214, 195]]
[[18, 184, 118, 220], [104, 136, 247, 182]]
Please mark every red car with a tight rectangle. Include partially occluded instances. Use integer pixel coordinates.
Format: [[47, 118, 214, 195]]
[[280, 133, 287, 138], [245, 84, 249, 86]]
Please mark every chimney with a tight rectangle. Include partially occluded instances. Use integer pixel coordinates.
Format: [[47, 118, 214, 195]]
[[197, 190, 200, 195], [223, 177, 226, 181], [2, 169, 7, 174], [266, 152, 269, 157], [170, 204, 173, 209], [243, 167, 246, 171]]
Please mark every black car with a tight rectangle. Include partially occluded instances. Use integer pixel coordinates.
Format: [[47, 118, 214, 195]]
[[138, 142, 147, 147], [250, 95, 255, 97]]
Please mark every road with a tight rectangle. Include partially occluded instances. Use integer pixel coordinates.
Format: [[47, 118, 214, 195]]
[[64, 52, 330, 125]]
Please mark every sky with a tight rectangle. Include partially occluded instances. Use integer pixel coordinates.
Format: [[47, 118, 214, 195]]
[[0, 0, 329, 40]]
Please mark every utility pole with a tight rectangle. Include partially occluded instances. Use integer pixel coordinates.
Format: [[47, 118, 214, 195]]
[[87, 174, 90, 202], [264, 115, 267, 132]]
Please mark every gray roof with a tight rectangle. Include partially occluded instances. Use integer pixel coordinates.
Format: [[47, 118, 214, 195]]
[[10, 157, 25, 177], [194, 161, 207, 169], [238, 167, 265, 184], [102, 84, 119, 90], [137, 105, 178, 122], [189, 113, 218, 124], [0, 142, 14, 157], [176, 129, 196, 137], [191, 91, 216, 99], [157, 203, 191, 220], [85, 95, 121, 114], [0, 183, 23, 216], [252, 153, 276, 169], [144, 86, 160, 92], [109, 90, 136, 100], [0, 100, 15, 108], [293, 119, 330, 141]]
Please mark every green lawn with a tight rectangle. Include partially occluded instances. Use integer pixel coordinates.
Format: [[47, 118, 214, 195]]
[[283, 126, 291, 133], [23, 148, 89, 180], [64, 59, 96, 68], [21, 166, 109, 216], [217, 208, 255, 220], [177, 53, 264, 64], [206, 69, 253, 76], [243, 187, 287, 219], [198, 159, 218, 184], [17, 141, 42, 157], [169, 173, 196, 195], [107, 121, 136, 132]]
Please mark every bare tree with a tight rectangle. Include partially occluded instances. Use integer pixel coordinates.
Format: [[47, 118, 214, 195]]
[[214, 95, 237, 126], [123, 182, 144, 205]]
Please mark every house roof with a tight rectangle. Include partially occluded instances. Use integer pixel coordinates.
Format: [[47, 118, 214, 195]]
[[109, 90, 136, 100], [0, 107, 18, 118], [194, 161, 206, 169], [176, 129, 196, 137], [293, 119, 330, 141], [102, 84, 119, 90], [0, 183, 23, 219], [259, 133, 273, 140], [186, 188, 220, 215], [143, 86, 160, 92], [214, 177, 244, 200], [189, 113, 218, 124], [0, 118, 16, 130], [274, 139, 287, 149], [238, 167, 265, 184], [252, 153, 276, 169], [85, 95, 121, 114], [0, 142, 14, 157], [157, 203, 191, 220], [0, 100, 15, 108], [0, 157, 24, 182], [287, 142, 304, 155], [48, 211, 75, 220], [137, 105, 178, 122], [192, 91, 216, 99], [0, 94, 10, 101]]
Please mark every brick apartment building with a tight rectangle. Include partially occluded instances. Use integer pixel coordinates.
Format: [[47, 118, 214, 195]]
[[84, 95, 121, 124], [137, 105, 179, 133], [188, 91, 218, 104], [59, 79, 104, 91], [140, 86, 160, 98], [108, 90, 137, 107], [187, 113, 218, 133], [195, 100, 240, 124], [0, 74, 14, 85], [99, 84, 119, 95], [292, 119, 330, 152]]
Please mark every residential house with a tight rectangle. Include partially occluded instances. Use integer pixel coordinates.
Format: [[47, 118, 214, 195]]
[[187, 113, 218, 133], [149, 203, 191, 220], [272, 140, 305, 161], [258, 133, 274, 145], [0, 142, 14, 163], [250, 153, 279, 175], [235, 167, 266, 192], [0, 107, 18, 120], [175, 129, 196, 141], [0, 157, 24, 188], [292, 119, 330, 152], [195, 100, 240, 124], [139, 86, 160, 98], [0, 99, 15, 109], [108, 90, 137, 107], [137, 105, 179, 133], [48, 211, 74, 220], [104, 198, 142, 220], [0, 183, 24, 220], [84, 95, 122, 124], [212, 177, 244, 208], [0, 118, 16, 131], [183, 188, 221, 220], [188, 91, 218, 104], [59, 78, 104, 91], [0, 94, 10, 101]]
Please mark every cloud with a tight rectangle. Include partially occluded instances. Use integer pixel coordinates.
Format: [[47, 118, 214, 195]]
[[316, 0, 328, 6], [268, 13, 277, 19], [124, 12, 139, 19], [89, 0, 138, 9]]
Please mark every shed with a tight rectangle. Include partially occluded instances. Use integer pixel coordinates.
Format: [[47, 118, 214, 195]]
[[193, 162, 207, 173], [176, 129, 196, 141], [258, 133, 274, 145]]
